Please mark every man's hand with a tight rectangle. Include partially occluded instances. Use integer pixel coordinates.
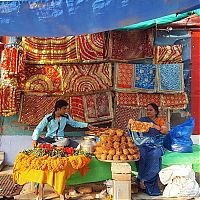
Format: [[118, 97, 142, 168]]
[[88, 124, 98, 131], [32, 140, 37, 147]]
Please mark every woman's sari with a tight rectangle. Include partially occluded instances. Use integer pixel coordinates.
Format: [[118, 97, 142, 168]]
[[134, 116, 165, 196]]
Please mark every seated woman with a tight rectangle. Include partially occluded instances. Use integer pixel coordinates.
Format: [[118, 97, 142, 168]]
[[128, 103, 168, 196]]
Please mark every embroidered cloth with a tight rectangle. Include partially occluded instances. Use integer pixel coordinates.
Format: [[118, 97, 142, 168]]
[[134, 64, 156, 91], [19, 95, 70, 126], [116, 92, 138, 106], [109, 29, 154, 61], [24, 64, 63, 95], [83, 92, 113, 122], [154, 44, 183, 64], [138, 93, 161, 107], [70, 96, 86, 122], [158, 64, 184, 92], [62, 63, 112, 94], [115, 63, 133, 90], [161, 93, 188, 109], [78, 32, 107, 61], [22, 37, 80, 64], [113, 105, 141, 130], [0, 85, 18, 116]]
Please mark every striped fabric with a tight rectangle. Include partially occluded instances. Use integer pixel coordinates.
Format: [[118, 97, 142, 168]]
[[78, 32, 107, 61], [154, 44, 183, 64], [22, 37, 80, 64]]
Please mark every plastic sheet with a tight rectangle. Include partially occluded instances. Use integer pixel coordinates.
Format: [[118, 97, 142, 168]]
[[163, 117, 195, 152]]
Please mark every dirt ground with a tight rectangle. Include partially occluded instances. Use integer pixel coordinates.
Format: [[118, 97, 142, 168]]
[[0, 166, 200, 200]]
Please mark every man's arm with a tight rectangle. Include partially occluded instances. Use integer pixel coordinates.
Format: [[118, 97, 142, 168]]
[[66, 115, 88, 128], [32, 116, 48, 141]]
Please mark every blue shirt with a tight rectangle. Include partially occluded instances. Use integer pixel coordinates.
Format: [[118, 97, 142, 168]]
[[32, 112, 88, 140]]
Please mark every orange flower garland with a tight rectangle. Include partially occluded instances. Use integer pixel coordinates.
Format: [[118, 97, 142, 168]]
[[13, 152, 91, 173]]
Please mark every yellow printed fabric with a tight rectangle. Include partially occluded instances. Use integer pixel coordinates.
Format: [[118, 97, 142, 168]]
[[13, 153, 91, 194]]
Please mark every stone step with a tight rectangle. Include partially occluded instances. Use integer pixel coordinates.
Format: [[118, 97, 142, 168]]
[[0, 151, 5, 171]]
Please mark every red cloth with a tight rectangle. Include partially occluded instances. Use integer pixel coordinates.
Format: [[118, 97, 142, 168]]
[[115, 63, 133, 89], [191, 32, 200, 134], [62, 63, 112, 94], [83, 92, 113, 122], [19, 95, 70, 126], [70, 96, 86, 122], [109, 29, 154, 61], [78, 32, 107, 61]]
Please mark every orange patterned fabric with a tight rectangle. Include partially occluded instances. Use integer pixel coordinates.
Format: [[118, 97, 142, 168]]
[[115, 63, 133, 89], [78, 32, 107, 61], [62, 63, 112, 94], [161, 93, 188, 109], [153, 44, 183, 64], [22, 37, 80, 64], [24, 64, 63, 95], [138, 93, 161, 107], [116, 92, 138, 106], [109, 29, 154, 61]]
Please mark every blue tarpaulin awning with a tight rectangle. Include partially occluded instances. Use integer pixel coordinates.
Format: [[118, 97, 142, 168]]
[[0, 0, 200, 37]]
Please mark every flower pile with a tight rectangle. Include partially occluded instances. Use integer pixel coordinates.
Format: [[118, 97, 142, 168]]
[[13, 144, 91, 172]]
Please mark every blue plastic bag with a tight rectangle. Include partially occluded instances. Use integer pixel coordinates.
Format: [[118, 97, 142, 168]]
[[163, 117, 195, 153]]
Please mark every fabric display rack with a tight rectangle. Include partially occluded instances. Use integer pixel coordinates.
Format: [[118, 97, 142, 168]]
[[0, 28, 189, 130]]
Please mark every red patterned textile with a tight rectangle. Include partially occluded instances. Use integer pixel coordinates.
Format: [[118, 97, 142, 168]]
[[22, 37, 80, 64], [161, 93, 188, 109], [78, 32, 107, 61], [153, 44, 183, 64], [1, 47, 18, 79], [0, 85, 18, 116], [83, 92, 113, 122], [24, 64, 63, 95], [115, 63, 133, 89], [1, 47, 25, 89], [116, 92, 137, 106], [19, 95, 70, 126], [138, 93, 161, 107], [62, 63, 112, 94], [17, 49, 26, 90], [113, 105, 141, 130], [109, 29, 154, 61], [70, 96, 85, 122]]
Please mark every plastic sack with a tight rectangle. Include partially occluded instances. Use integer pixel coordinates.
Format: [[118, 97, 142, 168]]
[[163, 117, 194, 153], [159, 165, 200, 197]]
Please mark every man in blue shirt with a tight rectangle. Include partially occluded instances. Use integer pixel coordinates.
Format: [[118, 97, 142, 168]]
[[32, 99, 97, 148]]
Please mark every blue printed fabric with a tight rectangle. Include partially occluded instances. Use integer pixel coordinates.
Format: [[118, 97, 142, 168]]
[[134, 64, 156, 90], [158, 64, 183, 92]]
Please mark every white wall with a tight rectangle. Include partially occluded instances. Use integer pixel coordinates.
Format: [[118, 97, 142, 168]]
[[0, 135, 32, 165], [0, 135, 199, 166]]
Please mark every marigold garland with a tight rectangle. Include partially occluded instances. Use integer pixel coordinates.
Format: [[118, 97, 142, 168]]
[[13, 152, 91, 173]]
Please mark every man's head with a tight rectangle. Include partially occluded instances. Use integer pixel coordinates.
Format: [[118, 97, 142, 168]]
[[55, 99, 69, 115]]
